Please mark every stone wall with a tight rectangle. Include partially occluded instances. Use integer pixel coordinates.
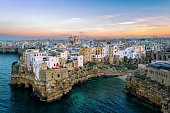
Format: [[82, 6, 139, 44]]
[[0, 47, 24, 54], [0, 47, 18, 53], [147, 67, 170, 86], [147, 52, 170, 61]]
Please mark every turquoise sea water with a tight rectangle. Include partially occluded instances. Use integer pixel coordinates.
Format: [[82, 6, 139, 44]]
[[0, 54, 161, 113]]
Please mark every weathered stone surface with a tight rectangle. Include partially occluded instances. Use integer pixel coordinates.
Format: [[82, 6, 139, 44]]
[[124, 75, 170, 113], [10, 61, 129, 102]]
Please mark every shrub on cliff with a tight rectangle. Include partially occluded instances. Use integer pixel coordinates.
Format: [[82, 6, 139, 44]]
[[134, 74, 146, 80], [85, 62, 97, 67]]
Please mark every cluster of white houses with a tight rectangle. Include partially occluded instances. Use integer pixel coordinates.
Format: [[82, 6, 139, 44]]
[[24, 49, 83, 80], [21, 36, 148, 81]]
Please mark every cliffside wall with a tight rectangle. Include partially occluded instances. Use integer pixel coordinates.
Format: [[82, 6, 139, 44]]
[[0, 47, 24, 54], [10, 62, 128, 102], [124, 76, 170, 113]]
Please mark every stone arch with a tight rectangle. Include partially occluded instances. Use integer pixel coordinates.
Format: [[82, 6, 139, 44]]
[[154, 54, 156, 60], [157, 54, 161, 60], [162, 79, 164, 84], [163, 55, 166, 61]]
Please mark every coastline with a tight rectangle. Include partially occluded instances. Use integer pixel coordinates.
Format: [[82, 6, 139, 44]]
[[10, 60, 130, 102], [0, 47, 24, 55], [124, 75, 170, 113]]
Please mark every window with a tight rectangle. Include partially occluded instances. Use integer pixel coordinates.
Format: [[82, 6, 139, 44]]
[[58, 74, 60, 77]]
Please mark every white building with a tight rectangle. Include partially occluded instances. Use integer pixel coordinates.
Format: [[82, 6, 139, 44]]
[[115, 45, 146, 59], [58, 50, 69, 61], [70, 55, 83, 67], [77, 55, 83, 67], [103, 44, 110, 57], [46, 56, 59, 69]]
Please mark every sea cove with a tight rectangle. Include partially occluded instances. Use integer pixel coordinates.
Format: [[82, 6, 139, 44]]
[[0, 54, 161, 113]]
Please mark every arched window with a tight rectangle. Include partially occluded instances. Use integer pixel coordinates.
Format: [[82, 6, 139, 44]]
[[163, 55, 166, 61], [52, 73, 53, 78], [162, 79, 164, 84], [154, 54, 156, 60]]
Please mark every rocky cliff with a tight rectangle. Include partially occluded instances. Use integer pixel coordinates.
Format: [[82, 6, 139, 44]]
[[124, 75, 170, 113], [10, 61, 129, 102]]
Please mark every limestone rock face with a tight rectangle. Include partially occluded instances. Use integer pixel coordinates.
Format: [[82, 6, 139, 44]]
[[10, 62, 128, 102], [125, 76, 170, 113]]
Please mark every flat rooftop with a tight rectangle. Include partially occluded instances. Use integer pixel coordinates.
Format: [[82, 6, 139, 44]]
[[148, 63, 170, 71]]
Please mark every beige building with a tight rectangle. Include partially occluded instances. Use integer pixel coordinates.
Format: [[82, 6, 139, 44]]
[[109, 46, 119, 64], [68, 36, 81, 45], [138, 62, 170, 86], [147, 63, 170, 86], [39, 63, 68, 82], [94, 46, 105, 62], [58, 58, 66, 67], [74, 36, 81, 45], [79, 47, 92, 63]]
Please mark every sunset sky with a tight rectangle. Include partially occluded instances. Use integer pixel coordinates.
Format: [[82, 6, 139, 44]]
[[0, 0, 170, 39]]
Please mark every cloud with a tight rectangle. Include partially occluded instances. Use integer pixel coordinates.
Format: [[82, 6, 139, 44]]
[[134, 16, 170, 27], [118, 21, 136, 25], [70, 18, 82, 21], [135, 17, 152, 22], [143, 7, 167, 10], [65, 17, 83, 24], [96, 14, 122, 19], [115, 16, 170, 27]]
